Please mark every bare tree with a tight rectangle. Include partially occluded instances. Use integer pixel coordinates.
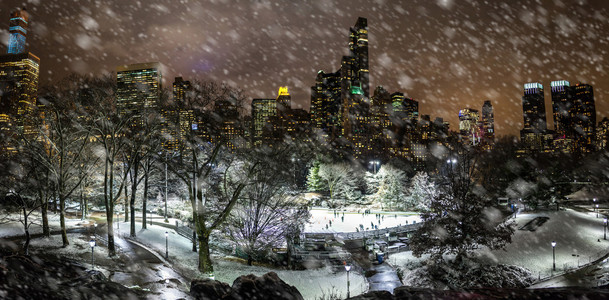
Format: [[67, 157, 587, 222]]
[[0, 153, 43, 255], [410, 149, 514, 263], [318, 162, 357, 207], [165, 80, 257, 275], [23, 81, 94, 247], [84, 76, 133, 256], [227, 148, 309, 265]]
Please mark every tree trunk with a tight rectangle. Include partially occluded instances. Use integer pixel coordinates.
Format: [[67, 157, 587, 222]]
[[124, 174, 129, 222], [80, 188, 85, 220], [142, 170, 149, 229], [23, 206, 30, 256], [198, 231, 214, 275], [23, 229, 30, 256], [286, 236, 292, 269], [247, 254, 253, 266], [41, 199, 50, 237], [106, 210, 115, 256], [52, 189, 57, 214], [59, 195, 69, 247], [104, 157, 116, 256], [130, 159, 139, 237]]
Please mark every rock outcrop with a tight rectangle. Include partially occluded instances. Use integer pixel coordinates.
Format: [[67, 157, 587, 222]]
[[191, 272, 304, 300]]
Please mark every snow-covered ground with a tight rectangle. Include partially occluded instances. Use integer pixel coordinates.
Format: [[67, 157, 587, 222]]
[[0, 212, 85, 238], [305, 207, 421, 233], [475, 209, 609, 278], [392, 208, 609, 283], [114, 220, 367, 300]]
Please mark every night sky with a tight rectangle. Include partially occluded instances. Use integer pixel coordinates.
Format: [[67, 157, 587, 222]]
[[2, 0, 609, 137]]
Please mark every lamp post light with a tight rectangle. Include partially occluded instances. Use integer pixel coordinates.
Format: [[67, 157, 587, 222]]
[[89, 238, 96, 269], [165, 153, 169, 223], [165, 231, 169, 259], [369, 160, 380, 174], [551, 241, 556, 271], [596, 204, 600, 218], [344, 264, 351, 299], [603, 218, 607, 240]]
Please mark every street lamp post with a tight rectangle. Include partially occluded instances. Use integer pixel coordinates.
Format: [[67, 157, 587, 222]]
[[344, 264, 351, 299], [165, 231, 169, 259], [165, 153, 169, 223], [89, 238, 96, 269], [551, 241, 556, 271], [596, 204, 600, 218]]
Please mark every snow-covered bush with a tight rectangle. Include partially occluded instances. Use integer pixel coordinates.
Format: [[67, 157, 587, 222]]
[[402, 260, 534, 289]]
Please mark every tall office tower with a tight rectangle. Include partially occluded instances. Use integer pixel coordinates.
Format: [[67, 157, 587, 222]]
[[289, 108, 311, 142], [391, 92, 418, 126], [214, 98, 243, 151], [522, 83, 547, 133], [349, 17, 369, 98], [8, 8, 28, 55], [550, 80, 574, 152], [572, 83, 596, 151], [551, 80, 571, 137], [173, 77, 191, 102], [251, 98, 276, 147], [596, 117, 609, 151], [1, 8, 40, 146], [342, 83, 371, 158], [310, 17, 370, 145], [158, 77, 193, 151], [116, 62, 162, 127], [459, 108, 480, 145], [550, 81, 596, 153], [372, 86, 392, 130], [481, 100, 495, 149], [310, 70, 341, 138], [276, 86, 291, 113], [275, 86, 292, 138], [520, 83, 548, 152]]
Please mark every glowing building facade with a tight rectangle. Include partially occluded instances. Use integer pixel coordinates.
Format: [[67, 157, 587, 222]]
[[8, 9, 28, 55], [116, 62, 162, 127], [458, 108, 480, 146], [481, 100, 495, 149], [1, 8, 40, 150]]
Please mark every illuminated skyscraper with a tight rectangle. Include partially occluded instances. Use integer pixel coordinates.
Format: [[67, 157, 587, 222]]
[[349, 17, 369, 98], [596, 117, 609, 151], [551, 80, 571, 137], [391, 92, 418, 126], [1, 8, 39, 147], [310, 17, 370, 143], [7, 8, 28, 55], [173, 76, 191, 102], [572, 83, 595, 152], [459, 108, 480, 145], [522, 83, 547, 133], [276, 86, 291, 114], [520, 83, 548, 153], [310, 70, 341, 138], [550, 81, 596, 153], [116, 62, 162, 127], [251, 98, 276, 147], [481, 100, 495, 149]]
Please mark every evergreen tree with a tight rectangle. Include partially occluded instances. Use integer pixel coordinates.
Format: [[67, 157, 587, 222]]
[[405, 171, 437, 211], [306, 159, 325, 192], [373, 165, 407, 210]]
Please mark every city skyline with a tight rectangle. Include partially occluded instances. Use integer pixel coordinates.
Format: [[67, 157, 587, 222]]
[[1, 0, 608, 136]]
